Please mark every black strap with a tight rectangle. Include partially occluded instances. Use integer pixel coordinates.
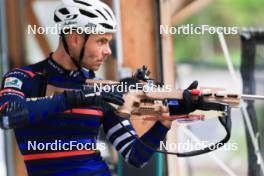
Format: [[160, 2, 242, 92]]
[[176, 102, 231, 157], [78, 34, 90, 64], [60, 33, 90, 79], [115, 101, 232, 157]]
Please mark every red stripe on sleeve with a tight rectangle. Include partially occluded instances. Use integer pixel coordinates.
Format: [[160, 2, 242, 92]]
[[17, 69, 36, 78], [23, 150, 97, 161], [64, 109, 103, 116]]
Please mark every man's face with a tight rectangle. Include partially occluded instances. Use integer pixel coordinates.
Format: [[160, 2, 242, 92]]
[[81, 33, 113, 71]]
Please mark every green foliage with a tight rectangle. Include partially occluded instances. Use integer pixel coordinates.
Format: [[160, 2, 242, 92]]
[[173, 0, 264, 66]]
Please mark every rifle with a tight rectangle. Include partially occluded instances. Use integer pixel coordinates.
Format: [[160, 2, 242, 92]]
[[85, 65, 264, 157], [86, 66, 263, 122]]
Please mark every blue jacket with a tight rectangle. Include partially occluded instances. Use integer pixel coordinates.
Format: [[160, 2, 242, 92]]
[[0, 54, 169, 176]]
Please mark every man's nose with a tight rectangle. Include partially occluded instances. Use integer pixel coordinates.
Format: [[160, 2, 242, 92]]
[[103, 45, 112, 56]]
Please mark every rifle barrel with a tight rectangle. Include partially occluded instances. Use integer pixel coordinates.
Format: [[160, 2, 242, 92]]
[[241, 94, 264, 101]]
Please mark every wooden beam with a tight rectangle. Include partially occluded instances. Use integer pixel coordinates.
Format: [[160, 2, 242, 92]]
[[172, 0, 213, 25], [169, 0, 189, 18], [26, 0, 51, 56], [6, 1, 51, 175], [120, 0, 158, 136], [121, 0, 158, 79], [102, 0, 118, 80], [6, 0, 27, 174], [160, 0, 180, 175], [6, 0, 26, 68]]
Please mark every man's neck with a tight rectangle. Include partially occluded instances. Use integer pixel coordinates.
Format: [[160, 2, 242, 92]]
[[52, 48, 78, 71]]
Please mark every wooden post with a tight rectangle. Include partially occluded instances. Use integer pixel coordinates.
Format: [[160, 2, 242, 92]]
[[5, 0, 51, 175], [120, 0, 158, 136], [5, 0, 28, 175], [120, 0, 180, 175], [160, 0, 179, 175], [6, 0, 26, 68], [26, 0, 51, 56]]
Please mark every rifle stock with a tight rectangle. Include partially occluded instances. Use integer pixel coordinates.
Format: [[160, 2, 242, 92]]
[[86, 79, 241, 118]]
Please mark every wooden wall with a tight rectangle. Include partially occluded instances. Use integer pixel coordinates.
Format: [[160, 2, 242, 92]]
[[5, 0, 179, 175]]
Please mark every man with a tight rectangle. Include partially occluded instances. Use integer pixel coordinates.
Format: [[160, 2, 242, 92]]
[[0, 0, 197, 175]]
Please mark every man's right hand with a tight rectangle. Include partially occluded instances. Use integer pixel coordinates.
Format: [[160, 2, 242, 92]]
[[168, 80, 200, 115]]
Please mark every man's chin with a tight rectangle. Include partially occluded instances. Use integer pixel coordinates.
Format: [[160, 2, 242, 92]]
[[83, 65, 100, 71], [92, 65, 101, 71]]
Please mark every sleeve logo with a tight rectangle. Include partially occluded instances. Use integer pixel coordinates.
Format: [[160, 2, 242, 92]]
[[4, 77, 23, 89]]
